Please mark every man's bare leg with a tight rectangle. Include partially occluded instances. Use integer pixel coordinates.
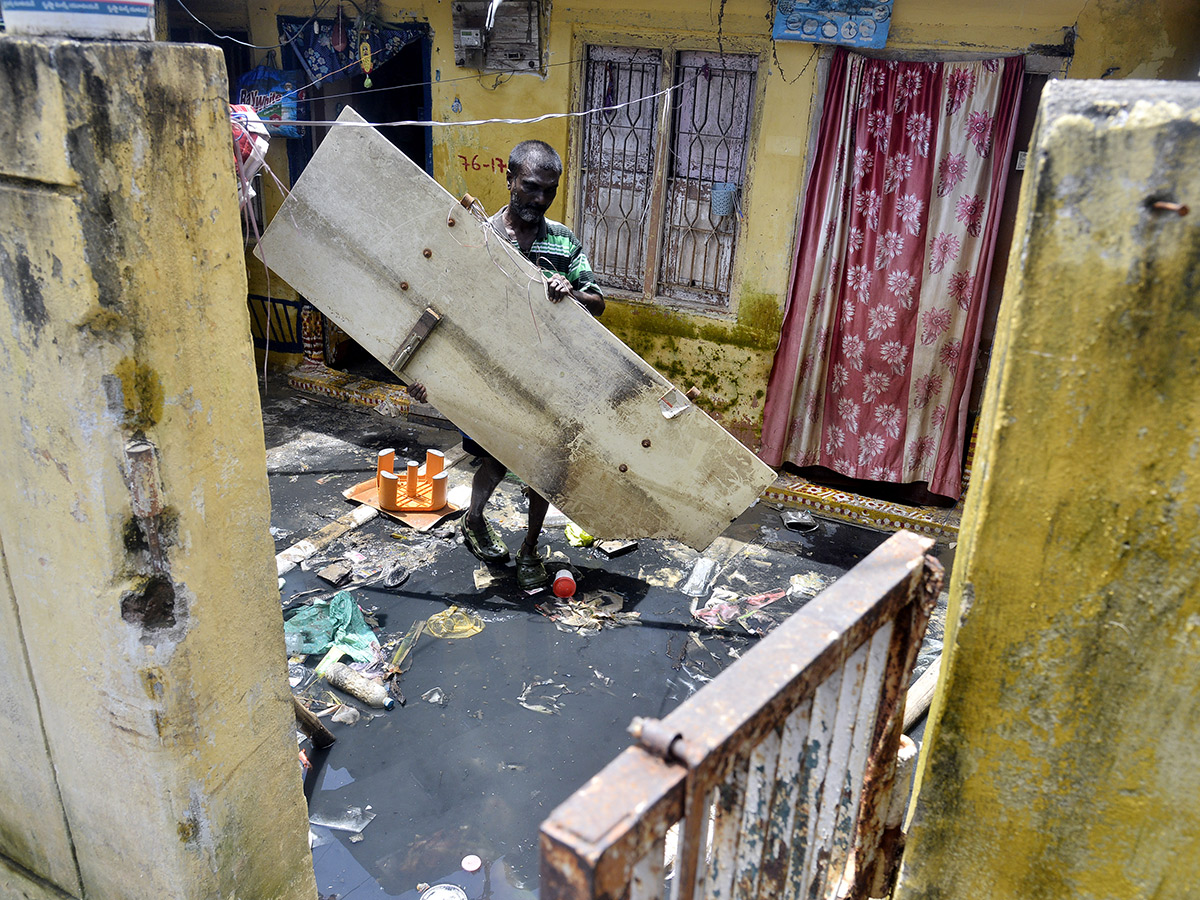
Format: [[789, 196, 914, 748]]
[[522, 490, 549, 557]]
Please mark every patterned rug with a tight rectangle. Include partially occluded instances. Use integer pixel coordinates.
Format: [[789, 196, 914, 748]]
[[285, 358, 969, 542]]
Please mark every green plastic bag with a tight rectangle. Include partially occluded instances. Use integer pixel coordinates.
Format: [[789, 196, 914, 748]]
[[283, 591, 379, 663]]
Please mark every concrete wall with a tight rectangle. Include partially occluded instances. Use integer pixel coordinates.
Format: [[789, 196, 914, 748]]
[[0, 37, 316, 900], [241, 0, 1200, 446], [896, 79, 1200, 899]]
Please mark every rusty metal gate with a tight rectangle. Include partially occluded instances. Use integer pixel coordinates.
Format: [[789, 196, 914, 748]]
[[540, 531, 942, 900]]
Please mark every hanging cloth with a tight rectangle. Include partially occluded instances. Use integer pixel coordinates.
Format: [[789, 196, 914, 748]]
[[278, 15, 424, 87], [761, 49, 1023, 500]]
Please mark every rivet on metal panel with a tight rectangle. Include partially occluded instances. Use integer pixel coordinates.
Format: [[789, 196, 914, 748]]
[[423, 248, 433, 258], [618, 464, 628, 473], [400, 282, 410, 290], [641, 439, 651, 448], [1151, 199, 1189, 216], [448, 217, 456, 227]]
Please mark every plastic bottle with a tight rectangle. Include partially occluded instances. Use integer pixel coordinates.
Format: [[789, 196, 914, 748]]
[[325, 662, 395, 710], [552, 569, 576, 599]]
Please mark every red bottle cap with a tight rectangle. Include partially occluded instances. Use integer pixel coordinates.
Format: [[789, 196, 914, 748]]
[[552, 569, 576, 598]]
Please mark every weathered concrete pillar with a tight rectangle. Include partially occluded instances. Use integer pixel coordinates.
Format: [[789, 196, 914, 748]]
[[0, 37, 316, 899], [896, 82, 1200, 899]]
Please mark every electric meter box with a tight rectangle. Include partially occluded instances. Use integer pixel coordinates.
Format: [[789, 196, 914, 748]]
[[452, 1, 542, 71]]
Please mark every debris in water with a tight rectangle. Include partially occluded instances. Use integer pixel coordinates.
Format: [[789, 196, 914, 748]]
[[421, 686, 448, 706], [597, 539, 638, 558], [788, 570, 832, 598], [518, 678, 570, 714], [316, 561, 353, 586], [538, 591, 640, 635], [564, 523, 593, 546], [426, 606, 484, 639], [473, 565, 498, 589], [349, 833, 364, 843], [781, 509, 818, 532], [330, 704, 361, 725], [381, 559, 409, 588], [309, 806, 376, 833], [680, 557, 717, 597], [461, 854, 482, 872], [419, 886, 468, 900]]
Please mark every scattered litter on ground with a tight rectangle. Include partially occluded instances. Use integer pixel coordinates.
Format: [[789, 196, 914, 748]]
[[518, 678, 571, 714], [426, 606, 484, 639], [270, 525, 291, 540], [497, 762, 525, 772], [309, 806, 376, 834], [538, 590, 640, 635], [473, 565, 498, 589], [349, 833, 364, 843]]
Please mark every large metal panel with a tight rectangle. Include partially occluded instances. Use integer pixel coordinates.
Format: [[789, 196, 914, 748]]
[[256, 108, 776, 548]]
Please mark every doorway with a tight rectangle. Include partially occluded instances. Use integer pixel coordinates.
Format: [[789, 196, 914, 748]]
[[288, 24, 433, 375]]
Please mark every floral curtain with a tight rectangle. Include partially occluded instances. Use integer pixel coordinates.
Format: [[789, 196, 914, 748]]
[[760, 49, 1023, 500]]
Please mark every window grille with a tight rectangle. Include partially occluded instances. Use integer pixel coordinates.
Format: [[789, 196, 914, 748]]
[[578, 46, 757, 308]]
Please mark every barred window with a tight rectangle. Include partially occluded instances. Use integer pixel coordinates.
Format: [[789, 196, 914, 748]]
[[578, 46, 757, 309]]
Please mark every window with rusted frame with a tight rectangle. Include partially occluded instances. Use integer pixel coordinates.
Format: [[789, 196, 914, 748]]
[[578, 46, 757, 309]]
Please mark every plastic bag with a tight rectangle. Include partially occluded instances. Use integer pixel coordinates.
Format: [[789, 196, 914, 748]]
[[283, 591, 380, 663], [229, 104, 269, 209], [236, 65, 305, 138]]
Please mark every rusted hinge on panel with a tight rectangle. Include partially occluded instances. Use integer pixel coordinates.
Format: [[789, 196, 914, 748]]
[[920, 553, 945, 613], [387, 306, 442, 371], [628, 716, 688, 766]]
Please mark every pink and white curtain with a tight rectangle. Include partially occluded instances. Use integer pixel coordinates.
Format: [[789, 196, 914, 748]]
[[761, 50, 1023, 500]]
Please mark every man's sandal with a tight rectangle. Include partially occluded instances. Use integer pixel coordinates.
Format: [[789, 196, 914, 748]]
[[460, 516, 510, 563], [515, 549, 549, 591]]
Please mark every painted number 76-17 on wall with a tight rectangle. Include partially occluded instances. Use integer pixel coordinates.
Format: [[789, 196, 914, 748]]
[[458, 154, 507, 173]]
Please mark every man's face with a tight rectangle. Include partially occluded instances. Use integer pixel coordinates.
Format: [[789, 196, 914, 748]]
[[508, 164, 560, 224]]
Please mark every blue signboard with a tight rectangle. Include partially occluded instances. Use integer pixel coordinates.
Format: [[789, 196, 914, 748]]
[[772, 1, 894, 50]]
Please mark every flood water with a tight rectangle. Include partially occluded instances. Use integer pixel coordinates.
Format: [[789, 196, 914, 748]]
[[264, 386, 912, 900]]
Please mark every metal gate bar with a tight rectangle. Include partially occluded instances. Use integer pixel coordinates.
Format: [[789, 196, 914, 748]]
[[541, 530, 941, 900]]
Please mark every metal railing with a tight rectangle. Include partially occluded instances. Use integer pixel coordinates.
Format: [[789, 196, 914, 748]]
[[540, 531, 942, 900]]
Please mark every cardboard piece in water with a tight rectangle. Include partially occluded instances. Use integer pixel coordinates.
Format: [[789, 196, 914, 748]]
[[256, 108, 776, 549]]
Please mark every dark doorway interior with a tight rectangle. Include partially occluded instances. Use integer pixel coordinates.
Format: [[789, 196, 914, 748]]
[[296, 31, 432, 378]]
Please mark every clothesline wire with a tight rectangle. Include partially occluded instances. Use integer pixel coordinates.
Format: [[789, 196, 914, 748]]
[[173, 0, 333, 50], [279, 56, 586, 107], [267, 73, 694, 129]]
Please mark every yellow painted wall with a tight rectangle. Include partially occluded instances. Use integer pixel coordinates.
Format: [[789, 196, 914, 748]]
[[0, 37, 316, 900], [896, 79, 1200, 899], [244, 0, 1199, 444]]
